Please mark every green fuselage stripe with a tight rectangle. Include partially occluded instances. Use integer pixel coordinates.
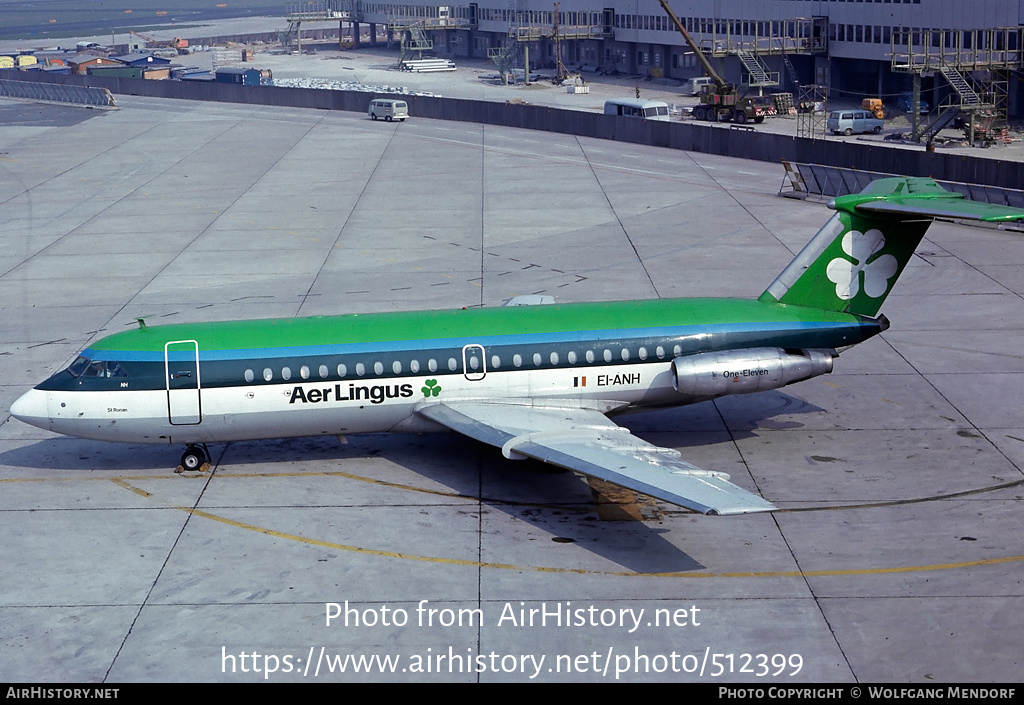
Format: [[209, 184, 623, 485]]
[[91, 298, 864, 353]]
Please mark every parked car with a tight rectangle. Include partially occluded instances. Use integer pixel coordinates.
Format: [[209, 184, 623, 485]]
[[603, 98, 670, 121], [682, 76, 713, 96], [897, 93, 930, 114], [368, 99, 409, 122], [827, 110, 884, 136]]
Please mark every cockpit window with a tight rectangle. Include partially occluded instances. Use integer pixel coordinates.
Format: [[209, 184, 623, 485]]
[[70, 359, 128, 378], [66, 357, 91, 377]]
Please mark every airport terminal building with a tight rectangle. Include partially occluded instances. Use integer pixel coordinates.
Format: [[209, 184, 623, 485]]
[[294, 0, 1024, 116]]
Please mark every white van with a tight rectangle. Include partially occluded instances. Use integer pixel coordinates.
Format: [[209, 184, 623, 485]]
[[827, 110, 884, 136], [603, 98, 670, 121], [682, 76, 713, 96], [368, 99, 409, 122]]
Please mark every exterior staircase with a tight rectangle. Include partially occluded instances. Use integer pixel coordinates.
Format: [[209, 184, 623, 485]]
[[939, 64, 983, 106], [737, 50, 779, 89]]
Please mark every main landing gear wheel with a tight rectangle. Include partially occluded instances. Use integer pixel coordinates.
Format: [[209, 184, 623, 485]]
[[177, 445, 210, 473]]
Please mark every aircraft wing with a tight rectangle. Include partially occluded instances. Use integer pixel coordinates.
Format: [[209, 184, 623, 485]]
[[415, 401, 776, 516]]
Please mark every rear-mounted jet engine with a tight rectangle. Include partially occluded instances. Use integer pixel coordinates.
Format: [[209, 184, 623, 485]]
[[672, 348, 834, 400]]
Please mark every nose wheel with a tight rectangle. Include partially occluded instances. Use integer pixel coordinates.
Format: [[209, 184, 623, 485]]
[[176, 444, 210, 473]]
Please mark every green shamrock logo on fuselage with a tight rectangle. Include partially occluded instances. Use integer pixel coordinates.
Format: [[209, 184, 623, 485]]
[[421, 379, 442, 398]]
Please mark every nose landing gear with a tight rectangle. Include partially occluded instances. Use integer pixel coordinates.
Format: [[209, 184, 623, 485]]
[[176, 444, 211, 473]]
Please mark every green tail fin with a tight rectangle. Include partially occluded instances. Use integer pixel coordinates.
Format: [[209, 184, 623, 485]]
[[760, 177, 1024, 316]]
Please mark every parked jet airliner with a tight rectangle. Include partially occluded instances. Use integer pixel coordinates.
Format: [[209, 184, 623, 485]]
[[11, 178, 1024, 515]]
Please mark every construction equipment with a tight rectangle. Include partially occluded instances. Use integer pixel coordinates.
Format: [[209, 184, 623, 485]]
[[861, 98, 885, 119], [128, 30, 189, 54], [655, 0, 768, 124], [550, 2, 572, 85]]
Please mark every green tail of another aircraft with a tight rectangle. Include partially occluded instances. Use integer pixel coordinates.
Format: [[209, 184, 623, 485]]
[[760, 177, 1024, 317]]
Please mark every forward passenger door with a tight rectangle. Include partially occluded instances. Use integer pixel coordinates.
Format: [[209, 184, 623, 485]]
[[165, 340, 202, 425]]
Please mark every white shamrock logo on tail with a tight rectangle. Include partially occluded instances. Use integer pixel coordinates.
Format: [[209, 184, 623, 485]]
[[825, 229, 898, 300]]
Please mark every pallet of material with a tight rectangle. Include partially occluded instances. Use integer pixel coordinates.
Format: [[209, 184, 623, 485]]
[[400, 59, 456, 72]]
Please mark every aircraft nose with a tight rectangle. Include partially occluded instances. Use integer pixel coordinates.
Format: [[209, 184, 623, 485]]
[[9, 389, 51, 431]]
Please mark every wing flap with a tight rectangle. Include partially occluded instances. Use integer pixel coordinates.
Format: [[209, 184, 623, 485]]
[[416, 401, 776, 516]]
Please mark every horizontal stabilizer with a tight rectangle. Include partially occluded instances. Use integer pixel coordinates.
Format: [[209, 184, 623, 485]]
[[851, 199, 1024, 223], [839, 177, 1024, 223]]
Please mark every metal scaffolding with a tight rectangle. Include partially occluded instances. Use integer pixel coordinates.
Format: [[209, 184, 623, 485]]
[[891, 27, 1023, 146], [284, 1, 360, 53]]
